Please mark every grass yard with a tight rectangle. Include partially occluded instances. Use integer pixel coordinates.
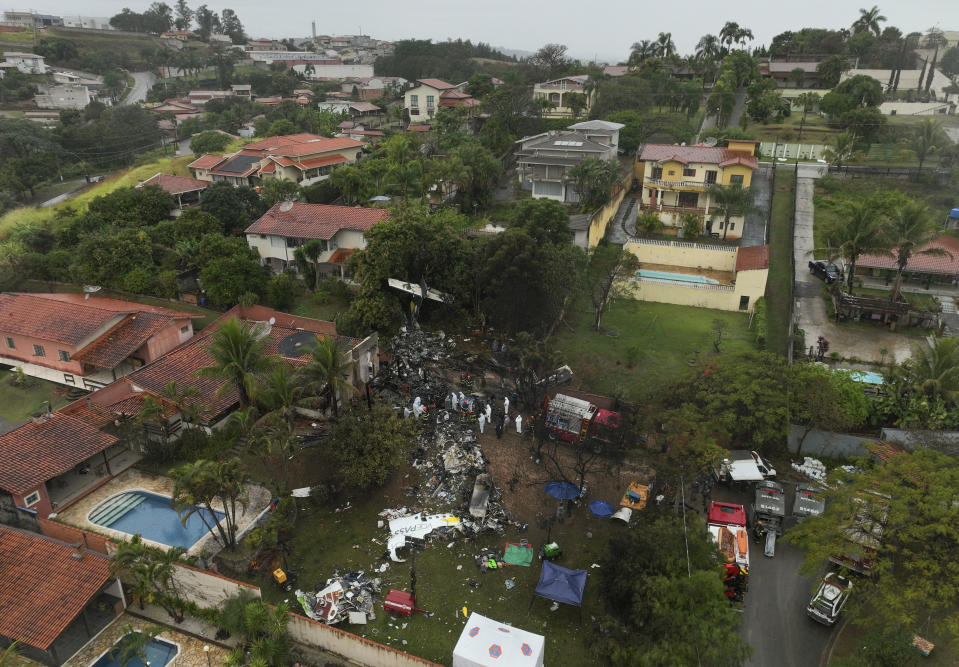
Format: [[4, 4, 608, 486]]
[[551, 300, 757, 402], [246, 455, 621, 666], [290, 287, 353, 323], [830, 620, 955, 666], [849, 286, 939, 312], [0, 29, 36, 44], [0, 375, 69, 431], [766, 166, 796, 357], [750, 113, 841, 144]]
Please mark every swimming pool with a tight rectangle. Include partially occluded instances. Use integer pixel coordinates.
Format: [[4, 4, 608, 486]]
[[88, 490, 225, 549], [90, 635, 178, 667], [636, 269, 719, 285], [844, 369, 884, 385]]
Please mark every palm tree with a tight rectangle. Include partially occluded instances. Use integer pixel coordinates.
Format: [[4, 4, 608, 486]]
[[907, 337, 959, 403], [815, 200, 889, 294], [912, 118, 942, 172], [219, 594, 291, 667], [114, 626, 164, 667], [195, 317, 277, 409], [795, 92, 821, 141], [852, 5, 886, 37], [719, 22, 740, 52], [707, 183, 757, 240], [256, 366, 305, 431], [696, 34, 720, 61], [171, 459, 249, 549], [295, 336, 355, 417], [824, 131, 856, 168], [292, 238, 325, 291], [628, 40, 656, 65], [0, 642, 21, 667], [655, 32, 676, 58], [110, 536, 188, 621], [884, 200, 952, 301], [735, 27, 754, 49]]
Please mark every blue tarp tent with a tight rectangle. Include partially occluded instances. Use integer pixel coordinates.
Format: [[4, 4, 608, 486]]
[[529, 562, 587, 615], [588, 500, 615, 517], [544, 481, 580, 500]]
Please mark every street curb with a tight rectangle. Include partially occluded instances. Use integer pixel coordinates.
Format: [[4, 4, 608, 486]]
[[820, 616, 850, 667]]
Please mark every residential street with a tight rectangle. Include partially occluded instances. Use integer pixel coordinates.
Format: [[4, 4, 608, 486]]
[[740, 165, 771, 247], [708, 483, 837, 667], [123, 71, 156, 105], [792, 167, 916, 364]]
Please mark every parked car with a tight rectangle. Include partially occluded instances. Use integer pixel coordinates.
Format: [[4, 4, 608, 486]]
[[807, 572, 852, 625], [809, 260, 842, 284]]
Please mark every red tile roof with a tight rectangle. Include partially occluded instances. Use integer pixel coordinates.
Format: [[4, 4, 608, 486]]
[[188, 154, 227, 169], [73, 311, 185, 369], [346, 129, 385, 137], [857, 235, 959, 275], [268, 137, 364, 157], [138, 172, 209, 195], [0, 413, 118, 494], [408, 124, 431, 132], [290, 154, 348, 170], [327, 248, 354, 264], [349, 102, 380, 112], [21, 293, 196, 318], [243, 133, 326, 150], [416, 78, 456, 90], [246, 202, 388, 240], [639, 143, 759, 170], [736, 245, 770, 272], [0, 525, 112, 650], [0, 293, 127, 346]]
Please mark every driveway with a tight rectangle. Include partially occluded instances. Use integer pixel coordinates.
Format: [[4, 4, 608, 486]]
[[707, 483, 837, 667], [793, 173, 916, 363], [740, 165, 771, 247], [123, 71, 156, 105]]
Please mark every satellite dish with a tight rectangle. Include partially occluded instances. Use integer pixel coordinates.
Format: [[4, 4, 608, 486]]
[[269, 317, 276, 325], [704, 137, 719, 147], [249, 320, 272, 341]]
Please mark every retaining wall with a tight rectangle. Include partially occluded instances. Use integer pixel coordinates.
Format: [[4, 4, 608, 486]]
[[625, 238, 738, 271], [787, 424, 880, 458], [287, 613, 443, 667]]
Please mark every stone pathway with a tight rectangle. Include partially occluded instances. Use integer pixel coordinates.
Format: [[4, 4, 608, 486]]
[[606, 195, 638, 245], [740, 165, 771, 247]]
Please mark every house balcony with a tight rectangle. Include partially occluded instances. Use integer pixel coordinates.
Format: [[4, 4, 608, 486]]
[[640, 201, 710, 216], [644, 177, 712, 191]]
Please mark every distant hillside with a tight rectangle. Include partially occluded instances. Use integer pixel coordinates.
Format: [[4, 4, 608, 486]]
[[31, 26, 165, 73]]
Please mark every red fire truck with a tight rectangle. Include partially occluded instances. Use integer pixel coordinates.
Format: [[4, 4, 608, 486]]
[[543, 392, 620, 445]]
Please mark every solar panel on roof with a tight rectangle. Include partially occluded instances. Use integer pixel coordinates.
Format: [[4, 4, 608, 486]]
[[217, 154, 260, 174]]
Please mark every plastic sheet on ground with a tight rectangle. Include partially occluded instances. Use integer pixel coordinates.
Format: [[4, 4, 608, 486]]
[[589, 500, 615, 518]]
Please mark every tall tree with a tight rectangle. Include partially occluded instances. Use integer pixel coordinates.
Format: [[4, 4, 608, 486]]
[[708, 183, 756, 240], [791, 364, 870, 454], [195, 316, 277, 408], [911, 118, 943, 172], [529, 43, 569, 79], [695, 34, 721, 61], [110, 535, 188, 621], [628, 40, 656, 65], [327, 401, 417, 489], [906, 337, 959, 404], [173, 0, 193, 30], [294, 336, 355, 417], [219, 8, 245, 43], [655, 32, 676, 58], [193, 4, 219, 41], [884, 200, 951, 301], [171, 459, 249, 549], [816, 199, 888, 293], [852, 5, 887, 37], [795, 92, 821, 140], [586, 242, 640, 330], [719, 22, 741, 52]]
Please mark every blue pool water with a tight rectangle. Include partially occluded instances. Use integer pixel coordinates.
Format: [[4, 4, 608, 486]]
[[636, 269, 719, 285], [90, 636, 178, 667], [88, 490, 225, 549], [845, 369, 884, 385]]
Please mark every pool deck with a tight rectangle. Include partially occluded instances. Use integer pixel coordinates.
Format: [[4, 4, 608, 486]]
[[640, 262, 735, 285], [55, 467, 271, 558], [62, 613, 231, 667]]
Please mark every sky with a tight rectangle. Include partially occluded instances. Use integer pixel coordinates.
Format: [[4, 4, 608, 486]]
[[39, 0, 959, 63]]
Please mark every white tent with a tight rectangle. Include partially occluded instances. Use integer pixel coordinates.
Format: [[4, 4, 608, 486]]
[[452, 613, 545, 667]]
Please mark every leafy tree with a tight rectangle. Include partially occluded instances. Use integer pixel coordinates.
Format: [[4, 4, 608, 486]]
[[193, 4, 220, 41], [940, 46, 959, 80], [219, 8, 245, 43], [189, 130, 232, 155], [795, 92, 821, 140], [466, 73, 495, 99], [816, 55, 846, 88], [823, 131, 857, 169], [171, 459, 250, 549], [884, 200, 950, 301], [219, 593, 290, 667], [265, 272, 297, 311], [110, 535, 188, 621], [567, 158, 622, 213], [260, 179, 300, 208], [788, 448, 959, 644], [328, 401, 417, 489], [791, 364, 870, 454], [529, 43, 569, 79], [905, 336, 959, 404], [605, 110, 644, 153], [199, 254, 267, 306], [195, 316, 277, 408], [816, 199, 888, 293], [295, 336, 355, 417], [173, 209, 222, 242], [200, 181, 265, 235], [114, 627, 164, 667], [911, 118, 944, 172], [173, 0, 193, 30], [586, 242, 640, 330], [329, 165, 373, 205], [595, 513, 752, 666], [508, 198, 570, 245], [833, 629, 920, 667], [708, 183, 756, 240]]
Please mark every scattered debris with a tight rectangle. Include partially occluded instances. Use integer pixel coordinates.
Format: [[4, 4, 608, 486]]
[[295, 571, 380, 626], [792, 457, 827, 481], [386, 512, 461, 562]]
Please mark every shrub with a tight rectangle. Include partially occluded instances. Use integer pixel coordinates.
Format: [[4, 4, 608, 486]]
[[752, 297, 768, 349]]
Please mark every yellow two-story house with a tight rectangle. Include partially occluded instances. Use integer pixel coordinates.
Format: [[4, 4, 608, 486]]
[[635, 140, 758, 239], [533, 75, 593, 118]]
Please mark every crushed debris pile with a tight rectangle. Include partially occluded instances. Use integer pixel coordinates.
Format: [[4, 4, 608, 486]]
[[792, 457, 827, 481], [295, 571, 381, 625]]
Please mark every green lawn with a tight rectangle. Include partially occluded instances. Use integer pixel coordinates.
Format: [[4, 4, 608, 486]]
[[0, 30, 36, 44], [247, 463, 613, 666], [850, 286, 939, 311], [766, 167, 796, 357], [289, 290, 352, 323], [551, 300, 757, 402], [0, 376, 69, 430], [750, 113, 841, 143]]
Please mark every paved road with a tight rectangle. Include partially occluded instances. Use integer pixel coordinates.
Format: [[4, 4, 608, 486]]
[[124, 71, 156, 105], [698, 88, 747, 142], [793, 169, 916, 363], [707, 483, 837, 667], [740, 165, 771, 247]]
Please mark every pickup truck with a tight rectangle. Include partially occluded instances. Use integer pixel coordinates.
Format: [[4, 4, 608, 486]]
[[714, 450, 776, 484]]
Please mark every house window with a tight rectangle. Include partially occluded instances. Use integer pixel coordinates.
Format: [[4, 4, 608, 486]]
[[705, 170, 718, 184], [180, 325, 189, 334], [739, 296, 750, 311], [410, 108, 419, 116], [260, 234, 267, 239], [667, 170, 676, 176], [730, 174, 745, 185], [683, 168, 696, 177], [678, 192, 699, 208], [729, 223, 735, 231], [426, 95, 435, 108], [33, 344, 45, 357], [409, 94, 418, 106], [58, 350, 70, 362], [23, 491, 40, 507], [651, 167, 663, 179], [5, 337, 13, 349]]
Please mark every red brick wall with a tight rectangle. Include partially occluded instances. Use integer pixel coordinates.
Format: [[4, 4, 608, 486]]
[[37, 516, 112, 555]]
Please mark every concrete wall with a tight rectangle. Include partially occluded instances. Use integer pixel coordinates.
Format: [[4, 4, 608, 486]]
[[37, 516, 111, 555], [586, 174, 632, 248], [880, 428, 959, 454], [172, 563, 261, 606], [287, 613, 443, 667], [625, 278, 739, 310], [787, 424, 880, 458], [625, 238, 738, 271]]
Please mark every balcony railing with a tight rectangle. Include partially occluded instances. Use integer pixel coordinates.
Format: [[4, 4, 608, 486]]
[[640, 202, 709, 216], [644, 177, 711, 189]]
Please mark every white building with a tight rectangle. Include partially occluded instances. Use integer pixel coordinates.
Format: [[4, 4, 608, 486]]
[[2, 52, 46, 74], [61, 16, 113, 30], [34, 84, 91, 110]]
